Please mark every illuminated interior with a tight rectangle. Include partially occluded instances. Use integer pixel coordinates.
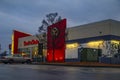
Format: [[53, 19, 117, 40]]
[[43, 49, 47, 57], [66, 43, 79, 49], [11, 34, 14, 54], [32, 47, 38, 57], [21, 52, 28, 57], [87, 40, 104, 48], [111, 40, 120, 44]]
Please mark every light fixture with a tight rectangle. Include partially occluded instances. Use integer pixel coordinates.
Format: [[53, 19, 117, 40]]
[[66, 43, 79, 49]]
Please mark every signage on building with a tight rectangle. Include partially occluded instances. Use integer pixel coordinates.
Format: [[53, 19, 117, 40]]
[[47, 19, 66, 62], [24, 39, 39, 46], [12, 30, 31, 54]]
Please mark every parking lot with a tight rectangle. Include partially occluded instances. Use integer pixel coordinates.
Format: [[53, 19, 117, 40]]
[[0, 64, 120, 80]]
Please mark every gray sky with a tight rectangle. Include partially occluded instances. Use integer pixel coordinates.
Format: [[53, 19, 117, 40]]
[[0, 0, 120, 51]]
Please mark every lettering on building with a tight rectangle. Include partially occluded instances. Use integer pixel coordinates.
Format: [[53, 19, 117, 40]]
[[24, 40, 39, 46]]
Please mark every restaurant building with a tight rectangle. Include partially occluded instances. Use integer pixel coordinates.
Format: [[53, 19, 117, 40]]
[[12, 19, 120, 63]]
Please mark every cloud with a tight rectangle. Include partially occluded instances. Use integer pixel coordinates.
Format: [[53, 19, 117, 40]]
[[0, 0, 120, 51]]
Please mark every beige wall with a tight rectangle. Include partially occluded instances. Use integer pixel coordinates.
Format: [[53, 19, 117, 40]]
[[110, 20, 120, 36], [67, 19, 120, 40]]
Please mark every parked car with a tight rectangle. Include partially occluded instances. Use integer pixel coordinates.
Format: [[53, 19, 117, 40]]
[[0, 54, 32, 64]]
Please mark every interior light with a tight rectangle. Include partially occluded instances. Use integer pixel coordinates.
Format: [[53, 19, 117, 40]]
[[111, 40, 120, 44], [66, 43, 79, 49], [87, 40, 104, 48]]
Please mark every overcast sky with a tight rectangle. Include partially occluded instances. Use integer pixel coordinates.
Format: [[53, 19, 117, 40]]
[[0, 0, 120, 51]]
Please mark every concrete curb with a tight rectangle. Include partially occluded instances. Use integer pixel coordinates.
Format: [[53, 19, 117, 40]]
[[32, 62, 120, 68]]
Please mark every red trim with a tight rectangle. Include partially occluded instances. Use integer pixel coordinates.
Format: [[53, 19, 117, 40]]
[[13, 30, 31, 54]]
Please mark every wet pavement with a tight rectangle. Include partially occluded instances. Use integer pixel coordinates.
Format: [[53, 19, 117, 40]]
[[0, 64, 120, 80]]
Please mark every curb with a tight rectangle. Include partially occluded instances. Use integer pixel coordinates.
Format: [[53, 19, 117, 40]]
[[32, 62, 120, 68]]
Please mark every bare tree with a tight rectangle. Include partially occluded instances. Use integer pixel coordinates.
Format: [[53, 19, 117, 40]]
[[38, 12, 62, 34], [36, 12, 62, 62], [37, 12, 62, 47]]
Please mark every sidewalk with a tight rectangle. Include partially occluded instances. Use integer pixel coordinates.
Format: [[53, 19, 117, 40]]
[[32, 62, 120, 68]]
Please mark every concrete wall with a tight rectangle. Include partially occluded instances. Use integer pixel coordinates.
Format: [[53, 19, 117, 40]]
[[67, 20, 113, 40], [110, 20, 120, 36], [66, 19, 120, 59], [65, 48, 78, 59]]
